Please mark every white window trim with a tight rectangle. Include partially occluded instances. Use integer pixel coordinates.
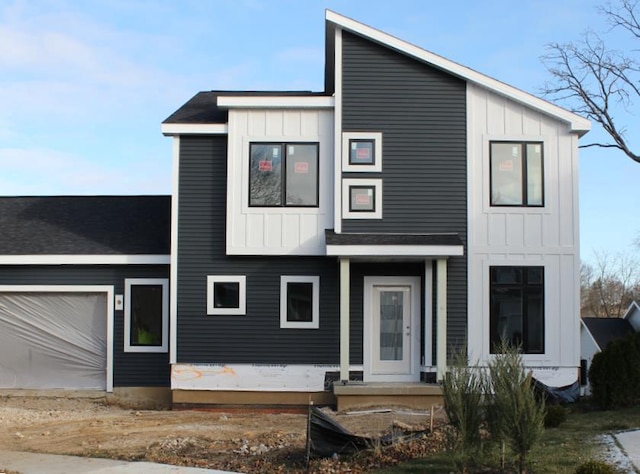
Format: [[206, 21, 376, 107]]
[[207, 275, 247, 316], [342, 132, 382, 172], [342, 178, 383, 219], [124, 278, 169, 353], [280, 275, 320, 329]]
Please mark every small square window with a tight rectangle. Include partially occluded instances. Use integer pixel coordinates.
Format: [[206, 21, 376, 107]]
[[342, 132, 382, 172], [349, 139, 375, 165], [490, 142, 544, 207], [124, 278, 169, 353], [342, 178, 382, 219], [349, 186, 376, 212], [207, 275, 246, 315], [280, 276, 319, 329]]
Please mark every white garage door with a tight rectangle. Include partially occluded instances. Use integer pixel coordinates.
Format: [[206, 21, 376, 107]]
[[0, 292, 107, 390]]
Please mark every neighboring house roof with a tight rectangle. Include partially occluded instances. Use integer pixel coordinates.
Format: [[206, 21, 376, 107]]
[[582, 317, 635, 351], [0, 196, 170, 256], [163, 91, 328, 125], [324, 10, 591, 135]]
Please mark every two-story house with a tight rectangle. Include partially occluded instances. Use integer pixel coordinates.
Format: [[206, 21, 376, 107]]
[[161, 11, 590, 409]]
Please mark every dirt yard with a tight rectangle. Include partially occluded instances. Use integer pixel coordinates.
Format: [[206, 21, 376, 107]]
[[0, 395, 447, 473]]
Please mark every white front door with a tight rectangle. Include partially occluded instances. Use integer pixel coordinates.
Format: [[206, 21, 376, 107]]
[[364, 277, 421, 382]]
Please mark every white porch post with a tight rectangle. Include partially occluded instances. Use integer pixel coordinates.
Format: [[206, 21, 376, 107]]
[[436, 258, 448, 381], [340, 257, 350, 382]]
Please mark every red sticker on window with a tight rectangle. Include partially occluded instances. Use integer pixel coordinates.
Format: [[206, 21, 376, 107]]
[[259, 160, 272, 172], [356, 148, 371, 160], [295, 161, 309, 174], [499, 159, 513, 171], [355, 193, 371, 205]]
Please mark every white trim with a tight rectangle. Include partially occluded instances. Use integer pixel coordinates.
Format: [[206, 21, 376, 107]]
[[423, 261, 433, 367], [436, 259, 447, 381], [333, 27, 343, 234], [339, 258, 350, 381], [342, 132, 383, 172], [169, 136, 180, 364], [0, 255, 170, 265], [217, 95, 334, 109], [161, 123, 228, 136], [623, 300, 640, 320], [280, 275, 320, 329], [124, 278, 169, 353], [342, 178, 382, 219], [326, 10, 590, 135], [0, 284, 114, 393], [326, 244, 463, 257], [363, 276, 421, 382], [206, 275, 246, 315]]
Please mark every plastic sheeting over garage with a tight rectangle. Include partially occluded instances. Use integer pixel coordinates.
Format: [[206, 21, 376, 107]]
[[0, 293, 107, 390]]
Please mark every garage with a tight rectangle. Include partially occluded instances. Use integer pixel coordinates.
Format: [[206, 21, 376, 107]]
[[0, 291, 108, 390]]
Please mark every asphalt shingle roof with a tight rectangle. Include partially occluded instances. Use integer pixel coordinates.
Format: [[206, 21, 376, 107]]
[[0, 196, 170, 255], [583, 317, 635, 350]]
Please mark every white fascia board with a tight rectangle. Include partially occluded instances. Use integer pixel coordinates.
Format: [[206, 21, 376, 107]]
[[0, 255, 170, 265], [217, 96, 335, 109], [325, 10, 591, 135], [326, 244, 464, 257], [161, 123, 228, 136], [623, 300, 640, 320]]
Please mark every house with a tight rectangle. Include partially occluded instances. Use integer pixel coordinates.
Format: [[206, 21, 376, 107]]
[[160, 11, 590, 410], [581, 301, 640, 394], [0, 196, 171, 406]]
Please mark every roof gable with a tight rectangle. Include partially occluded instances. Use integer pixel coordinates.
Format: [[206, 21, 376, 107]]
[[325, 10, 590, 135], [582, 317, 635, 350]]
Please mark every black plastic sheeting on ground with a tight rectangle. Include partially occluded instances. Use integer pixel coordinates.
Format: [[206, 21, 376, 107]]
[[533, 379, 580, 404], [307, 407, 428, 458]]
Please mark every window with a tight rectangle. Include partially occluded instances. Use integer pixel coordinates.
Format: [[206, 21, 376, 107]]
[[207, 275, 246, 315], [124, 278, 168, 353], [280, 276, 319, 329], [490, 266, 544, 354], [342, 178, 382, 219], [342, 132, 383, 172], [490, 142, 543, 206], [249, 143, 318, 207]]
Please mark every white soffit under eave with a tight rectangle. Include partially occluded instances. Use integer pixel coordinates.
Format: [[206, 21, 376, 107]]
[[216, 96, 335, 109], [161, 123, 228, 136], [326, 244, 464, 257], [0, 255, 171, 265], [325, 10, 591, 135]]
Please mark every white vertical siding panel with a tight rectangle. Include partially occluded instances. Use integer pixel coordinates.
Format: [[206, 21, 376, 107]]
[[486, 93, 505, 135], [524, 214, 543, 248], [283, 111, 301, 136], [560, 254, 579, 366], [523, 109, 541, 136], [265, 110, 284, 136], [300, 214, 319, 248], [248, 111, 266, 136], [246, 214, 264, 248], [544, 255, 561, 364], [264, 214, 283, 248], [504, 102, 524, 135], [283, 214, 300, 248], [558, 135, 575, 247], [488, 213, 506, 247], [506, 214, 524, 247], [301, 110, 320, 136]]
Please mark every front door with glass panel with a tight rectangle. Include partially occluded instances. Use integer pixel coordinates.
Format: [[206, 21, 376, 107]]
[[364, 277, 420, 382]]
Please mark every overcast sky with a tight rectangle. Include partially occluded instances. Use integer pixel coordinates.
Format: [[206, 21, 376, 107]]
[[1, 0, 638, 263]]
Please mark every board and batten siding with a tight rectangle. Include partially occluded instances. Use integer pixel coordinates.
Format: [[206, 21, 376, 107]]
[[226, 109, 334, 255], [176, 136, 340, 367], [466, 82, 580, 369], [340, 31, 468, 354], [0, 265, 170, 387]]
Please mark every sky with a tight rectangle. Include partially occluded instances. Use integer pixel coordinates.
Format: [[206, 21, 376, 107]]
[[1, 0, 638, 264]]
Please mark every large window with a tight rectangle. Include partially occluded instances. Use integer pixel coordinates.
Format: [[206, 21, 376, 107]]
[[490, 266, 544, 354], [249, 143, 319, 207], [124, 278, 168, 353], [490, 142, 543, 206], [280, 276, 319, 329]]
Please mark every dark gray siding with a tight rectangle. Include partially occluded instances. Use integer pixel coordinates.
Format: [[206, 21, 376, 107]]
[[0, 265, 170, 387], [176, 137, 340, 364], [341, 31, 468, 353]]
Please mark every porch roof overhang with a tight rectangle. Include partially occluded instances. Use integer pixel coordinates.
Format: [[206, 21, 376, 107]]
[[325, 230, 464, 259]]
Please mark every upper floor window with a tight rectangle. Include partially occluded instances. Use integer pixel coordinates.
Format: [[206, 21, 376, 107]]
[[490, 142, 543, 206], [249, 142, 319, 207], [490, 266, 544, 354]]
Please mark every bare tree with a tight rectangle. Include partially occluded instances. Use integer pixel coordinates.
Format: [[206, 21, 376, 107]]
[[541, 0, 640, 163], [581, 250, 640, 317]]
